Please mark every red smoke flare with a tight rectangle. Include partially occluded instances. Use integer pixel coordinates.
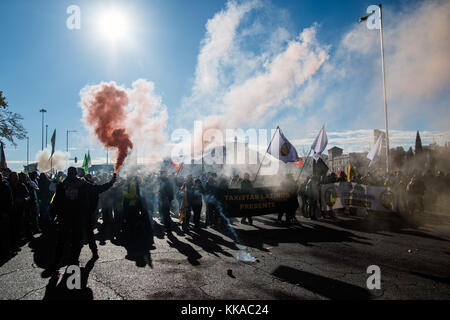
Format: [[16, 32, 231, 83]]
[[82, 83, 133, 172]]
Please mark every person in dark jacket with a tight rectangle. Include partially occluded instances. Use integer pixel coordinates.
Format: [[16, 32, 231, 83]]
[[19, 172, 36, 238], [406, 173, 426, 215], [27, 171, 41, 233], [179, 175, 194, 232], [191, 178, 204, 230], [0, 171, 13, 260], [9, 172, 31, 246], [83, 170, 116, 258], [278, 174, 298, 224], [159, 171, 174, 234], [51, 167, 115, 268], [204, 174, 219, 227], [240, 173, 254, 225], [38, 172, 52, 227]]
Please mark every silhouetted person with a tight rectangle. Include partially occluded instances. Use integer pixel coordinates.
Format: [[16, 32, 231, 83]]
[[38, 172, 52, 227], [9, 172, 31, 247], [406, 173, 426, 215], [123, 178, 144, 238], [240, 173, 253, 225], [204, 174, 219, 227], [19, 172, 36, 238], [51, 167, 115, 269], [0, 170, 13, 261], [305, 176, 320, 220], [27, 171, 41, 233], [191, 178, 204, 230], [83, 170, 116, 258], [278, 174, 298, 224], [180, 175, 194, 232], [159, 171, 174, 234]]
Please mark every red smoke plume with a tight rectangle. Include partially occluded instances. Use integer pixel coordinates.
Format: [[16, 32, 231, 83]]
[[82, 83, 133, 171]]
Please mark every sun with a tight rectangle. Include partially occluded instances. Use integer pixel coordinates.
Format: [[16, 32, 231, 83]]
[[98, 9, 130, 42]]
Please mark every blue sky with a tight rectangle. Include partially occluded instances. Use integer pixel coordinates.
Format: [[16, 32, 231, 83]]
[[1, 0, 449, 170]]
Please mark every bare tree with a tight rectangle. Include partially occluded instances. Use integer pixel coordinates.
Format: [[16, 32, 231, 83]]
[[0, 91, 27, 146]]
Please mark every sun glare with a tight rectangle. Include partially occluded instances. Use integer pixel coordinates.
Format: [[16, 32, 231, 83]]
[[98, 9, 129, 42]]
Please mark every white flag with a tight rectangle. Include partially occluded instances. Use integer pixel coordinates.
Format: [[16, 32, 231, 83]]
[[359, 5, 381, 30], [367, 135, 383, 166], [310, 125, 328, 161]]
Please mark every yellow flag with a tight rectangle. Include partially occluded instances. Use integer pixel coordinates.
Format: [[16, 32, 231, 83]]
[[347, 162, 352, 182], [50, 192, 56, 204]]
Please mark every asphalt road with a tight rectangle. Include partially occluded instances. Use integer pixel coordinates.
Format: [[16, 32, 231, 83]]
[[1, 210, 449, 300]]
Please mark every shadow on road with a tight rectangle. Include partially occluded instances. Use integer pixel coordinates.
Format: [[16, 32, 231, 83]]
[[272, 265, 371, 300], [235, 219, 371, 251], [43, 257, 96, 300], [166, 232, 202, 266], [108, 216, 155, 268], [324, 213, 449, 241], [184, 228, 239, 258], [410, 271, 450, 286]]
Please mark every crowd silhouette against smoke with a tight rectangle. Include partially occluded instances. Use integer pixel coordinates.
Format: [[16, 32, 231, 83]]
[[1, 139, 449, 268]]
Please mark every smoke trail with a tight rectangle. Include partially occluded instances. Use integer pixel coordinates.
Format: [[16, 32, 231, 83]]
[[36, 148, 68, 172], [81, 82, 133, 172], [206, 193, 257, 262], [80, 80, 168, 174]]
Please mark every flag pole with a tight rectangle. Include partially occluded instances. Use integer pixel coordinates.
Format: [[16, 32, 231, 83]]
[[296, 149, 312, 181], [378, 4, 390, 173], [201, 134, 204, 175], [254, 126, 279, 181]]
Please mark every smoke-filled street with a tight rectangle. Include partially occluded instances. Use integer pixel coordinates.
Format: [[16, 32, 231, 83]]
[[1, 211, 449, 300], [1, 0, 450, 312]]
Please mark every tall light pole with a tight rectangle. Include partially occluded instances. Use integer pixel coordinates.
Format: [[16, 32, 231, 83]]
[[360, 4, 390, 173], [45, 124, 48, 148], [66, 130, 77, 153], [39, 109, 47, 150], [26, 137, 29, 166], [378, 4, 390, 173]]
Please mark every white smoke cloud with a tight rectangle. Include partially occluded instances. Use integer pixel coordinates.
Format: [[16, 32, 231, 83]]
[[178, 0, 329, 156], [36, 148, 69, 172], [126, 79, 169, 163], [222, 25, 328, 126], [294, 0, 450, 132], [193, 0, 258, 95]]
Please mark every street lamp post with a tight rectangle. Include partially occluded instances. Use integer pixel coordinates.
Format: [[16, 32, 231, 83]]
[[45, 124, 48, 148], [26, 137, 29, 166], [39, 109, 47, 150]]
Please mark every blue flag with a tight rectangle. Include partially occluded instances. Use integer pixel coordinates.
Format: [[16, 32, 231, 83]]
[[267, 127, 299, 163]]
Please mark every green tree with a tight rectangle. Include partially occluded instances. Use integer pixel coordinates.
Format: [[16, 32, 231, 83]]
[[0, 91, 27, 146]]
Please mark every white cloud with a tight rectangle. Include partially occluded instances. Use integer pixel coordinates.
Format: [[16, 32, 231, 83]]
[[180, 1, 329, 134], [193, 0, 257, 95]]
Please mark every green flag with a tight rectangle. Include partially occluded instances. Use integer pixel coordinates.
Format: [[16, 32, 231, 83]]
[[82, 153, 88, 173], [87, 150, 91, 166]]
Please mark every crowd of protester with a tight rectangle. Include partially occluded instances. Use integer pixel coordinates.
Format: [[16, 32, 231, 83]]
[[297, 168, 450, 219], [1, 165, 448, 266]]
